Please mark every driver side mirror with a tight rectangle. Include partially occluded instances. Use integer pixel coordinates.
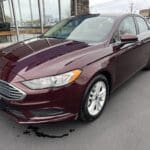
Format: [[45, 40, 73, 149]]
[[113, 34, 138, 51], [120, 33, 138, 43]]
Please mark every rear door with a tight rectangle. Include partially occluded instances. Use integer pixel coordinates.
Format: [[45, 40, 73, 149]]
[[135, 16, 150, 64]]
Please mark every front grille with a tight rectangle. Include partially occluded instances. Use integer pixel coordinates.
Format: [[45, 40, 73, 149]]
[[0, 80, 26, 101], [32, 108, 64, 117], [0, 100, 8, 110]]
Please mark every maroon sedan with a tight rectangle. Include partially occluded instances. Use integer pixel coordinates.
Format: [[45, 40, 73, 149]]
[[0, 14, 150, 124]]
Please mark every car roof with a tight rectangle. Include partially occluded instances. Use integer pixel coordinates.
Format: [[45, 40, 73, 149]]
[[73, 13, 141, 20]]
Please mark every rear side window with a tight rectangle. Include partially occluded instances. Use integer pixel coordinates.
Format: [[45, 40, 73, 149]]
[[136, 17, 148, 33], [119, 17, 137, 36]]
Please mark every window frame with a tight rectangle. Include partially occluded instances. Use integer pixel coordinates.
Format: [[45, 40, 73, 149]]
[[111, 15, 138, 44], [134, 15, 150, 34]]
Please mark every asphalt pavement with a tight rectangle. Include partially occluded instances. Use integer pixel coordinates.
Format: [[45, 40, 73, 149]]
[[0, 71, 150, 150]]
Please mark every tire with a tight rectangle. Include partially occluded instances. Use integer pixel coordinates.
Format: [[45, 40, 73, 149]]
[[79, 74, 110, 122], [144, 59, 150, 70]]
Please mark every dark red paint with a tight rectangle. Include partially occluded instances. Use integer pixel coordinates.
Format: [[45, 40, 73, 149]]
[[0, 14, 150, 124]]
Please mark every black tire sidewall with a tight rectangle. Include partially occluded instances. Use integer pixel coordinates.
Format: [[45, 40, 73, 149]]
[[144, 59, 150, 70]]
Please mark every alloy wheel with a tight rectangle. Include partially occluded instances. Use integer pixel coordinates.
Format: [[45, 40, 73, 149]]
[[87, 81, 107, 116]]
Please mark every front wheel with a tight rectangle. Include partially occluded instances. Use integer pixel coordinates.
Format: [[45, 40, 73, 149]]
[[144, 59, 150, 70], [79, 75, 109, 122]]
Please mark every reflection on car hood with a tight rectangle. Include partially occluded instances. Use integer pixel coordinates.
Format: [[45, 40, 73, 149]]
[[0, 37, 89, 82]]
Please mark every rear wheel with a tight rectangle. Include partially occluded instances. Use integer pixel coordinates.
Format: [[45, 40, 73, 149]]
[[79, 74, 109, 122]]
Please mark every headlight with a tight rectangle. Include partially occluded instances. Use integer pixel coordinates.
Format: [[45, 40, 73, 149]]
[[22, 69, 82, 90]]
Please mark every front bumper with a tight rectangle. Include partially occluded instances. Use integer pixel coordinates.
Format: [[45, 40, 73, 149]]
[[0, 99, 77, 124], [0, 82, 85, 124]]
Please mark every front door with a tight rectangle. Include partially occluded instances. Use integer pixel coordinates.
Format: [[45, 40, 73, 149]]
[[113, 16, 147, 86]]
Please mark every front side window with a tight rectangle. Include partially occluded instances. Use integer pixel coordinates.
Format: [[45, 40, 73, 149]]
[[112, 17, 136, 43], [43, 16, 115, 43], [136, 17, 148, 33], [119, 17, 137, 36]]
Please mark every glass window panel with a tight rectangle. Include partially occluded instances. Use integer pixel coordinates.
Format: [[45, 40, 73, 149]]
[[44, 0, 59, 26], [3, 0, 12, 23], [60, 0, 71, 19], [136, 17, 148, 33], [119, 17, 136, 35]]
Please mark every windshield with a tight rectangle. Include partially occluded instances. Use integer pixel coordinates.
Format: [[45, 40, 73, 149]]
[[43, 15, 115, 44]]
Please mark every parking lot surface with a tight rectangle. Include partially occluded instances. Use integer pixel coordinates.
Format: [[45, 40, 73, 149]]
[[0, 71, 150, 150]]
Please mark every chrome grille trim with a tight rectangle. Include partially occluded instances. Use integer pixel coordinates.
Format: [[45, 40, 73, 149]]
[[0, 80, 26, 101]]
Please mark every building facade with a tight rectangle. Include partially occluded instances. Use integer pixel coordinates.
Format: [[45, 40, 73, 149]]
[[140, 9, 150, 17], [71, 0, 89, 16]]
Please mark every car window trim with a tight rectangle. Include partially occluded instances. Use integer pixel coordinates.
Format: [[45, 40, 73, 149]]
[[110, 15, 137, 44], [134, 16, 149, 35]]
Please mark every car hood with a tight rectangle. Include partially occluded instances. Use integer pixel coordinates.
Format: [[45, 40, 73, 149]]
[[0, 37, 112, 82]]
